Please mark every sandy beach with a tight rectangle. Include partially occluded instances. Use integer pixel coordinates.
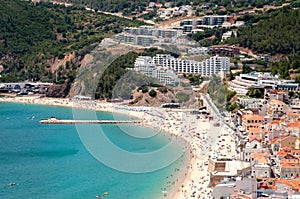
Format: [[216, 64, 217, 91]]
[[0, 94, 236, 199]]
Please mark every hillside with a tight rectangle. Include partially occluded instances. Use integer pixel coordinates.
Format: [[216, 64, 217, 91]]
[[0, 0, 144, 83], [227, 7, 300, 56], [95, 48, 179, 99], [226, 6, 300, 79], [50, 0, 294, 15]]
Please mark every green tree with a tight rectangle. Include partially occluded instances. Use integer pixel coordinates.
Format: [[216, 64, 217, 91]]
[[247, 88, 264, 99], [149, 90, 157, 97]]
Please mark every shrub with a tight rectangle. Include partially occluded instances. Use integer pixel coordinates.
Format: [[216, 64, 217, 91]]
[[158, 86, 168, 93], [149, 90, 157, 97]]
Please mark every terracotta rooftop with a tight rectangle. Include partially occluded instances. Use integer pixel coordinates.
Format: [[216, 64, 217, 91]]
[[249, 136, 261, 143], [250, 152, 270, 164], [269, 98, 286, 106], [287, 111, 300, 117], [271, 178, 300, 192], [271, 120, 280, 124], [276, 178, 291, 187], [276, 150, 288, 157], [248, 127, 265, 133], [271, 138, 279, 144], [287, 121, 300, 128], [243, 114, 264, 121]]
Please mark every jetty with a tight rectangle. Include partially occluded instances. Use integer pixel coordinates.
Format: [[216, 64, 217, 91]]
[[39, 117, 141, 124]]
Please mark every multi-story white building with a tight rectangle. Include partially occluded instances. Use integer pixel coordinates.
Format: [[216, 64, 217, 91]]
[[115, 26, 183, 46], [237, 97, 264, 109], [114, 34, 158, 46], [133, 56, 180, 86], [229, 72, 299, 95], [180, 15, 235, 33], [133, 54, 230, 84], [123, 26, 182, 38], [152, 54, 230, 77], [251, 164, 271, 179], [187, 47, 209, 56]]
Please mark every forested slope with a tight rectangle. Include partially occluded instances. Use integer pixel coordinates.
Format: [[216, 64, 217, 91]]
[[0, 0, 144, 83], [51, 0, 294, 13], [227, 8, 300, 55]]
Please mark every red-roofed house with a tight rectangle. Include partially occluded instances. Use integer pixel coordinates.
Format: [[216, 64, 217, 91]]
[[242, 114, 264, 131]]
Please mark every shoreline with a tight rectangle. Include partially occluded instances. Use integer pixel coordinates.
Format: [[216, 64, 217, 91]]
[[0, 95, 235, 199]]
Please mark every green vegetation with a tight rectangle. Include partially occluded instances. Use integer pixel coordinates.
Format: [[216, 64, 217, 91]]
[[227, 7, 300, 79], [207, 75, 226, 111], [295, 75, 300, 84], [55, 0, 291, 14], [184, 74, 204, 86], [226, 89, 246, 111], [225, 89, 240, 111], [158, 86, 168, 93], [139, 85, 149, 93], [111, 71, 156, 99], [226, 90, 237, 102], [247, 88, 264, 99], [0, 0, 144, 83], [226, 103, 244, 112], [227, 8, 300, 56], [190, 28, 227, 46], [176, 92, 190, 103], [149, 90, 157, 97], [242, 65, 253, 74]]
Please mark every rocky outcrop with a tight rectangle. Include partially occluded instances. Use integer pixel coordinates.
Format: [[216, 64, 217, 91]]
[[130, 89, 178, 107], [46, 82, 71, 98]]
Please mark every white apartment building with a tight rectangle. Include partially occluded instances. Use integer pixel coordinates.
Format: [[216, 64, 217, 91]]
[[180, 15, 235, 33], [251, 164, 271, 179], [114, 34, 158, 46], [133, 56, 180, 86], [133, 54, 230, 84], [237, 97, 264, 109], [229, 72, 299, 95], [187, 47, 209, 56], [114, 26, 184, 46], [123, 26, 183, 38], [152, 54, 230, 77]]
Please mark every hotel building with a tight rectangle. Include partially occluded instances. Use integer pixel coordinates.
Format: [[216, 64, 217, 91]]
[[152, 54, 230, 77], [180, 15, 235, 33], [229, 72, 299, 95], [114, 26, 183, 46], [133, 56, 180, 86]]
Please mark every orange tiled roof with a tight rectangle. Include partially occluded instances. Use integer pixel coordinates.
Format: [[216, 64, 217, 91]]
[[287, 112, 299, 117], [272, 138, 279, 144], [249, 135, 261, 143], [269, 99, 286, 106], [276, 150, 287, 157], [248, 127, 264, 133], [273, 178, 300, 191], [243, 114, 264, 121], [291, 149, 300, 154], [291, 180, 300, 191], [271, 120, 280, 124], [276, 178, 290, 187], [250, 152, 270, 164], [287, 121, 300, 128]]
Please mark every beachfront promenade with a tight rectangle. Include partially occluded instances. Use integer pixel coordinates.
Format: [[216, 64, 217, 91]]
[[39, 118, 141, 124]]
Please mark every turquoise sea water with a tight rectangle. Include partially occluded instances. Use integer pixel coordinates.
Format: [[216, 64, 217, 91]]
[[0, 103, 188, 199]]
